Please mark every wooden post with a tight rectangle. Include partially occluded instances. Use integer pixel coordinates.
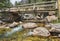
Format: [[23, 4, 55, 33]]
[[57, 0, 60, 18]]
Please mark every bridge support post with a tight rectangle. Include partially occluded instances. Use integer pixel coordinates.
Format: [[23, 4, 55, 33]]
[[57, 0, 60, 19]]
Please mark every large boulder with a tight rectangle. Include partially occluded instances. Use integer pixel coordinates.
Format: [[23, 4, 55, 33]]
[[45, 15, 58, 22], [22, 23, 37, 29], [0, 20, 3, 24], [8, 22, 19, 28], [49, 23, 60, 32], [32, 27, 50, 37], [23, 14, 35, 19]]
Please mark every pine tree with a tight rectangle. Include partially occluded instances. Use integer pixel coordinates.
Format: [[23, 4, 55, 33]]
[[0, 0, 13, 9], [15, 1, 21, 6]]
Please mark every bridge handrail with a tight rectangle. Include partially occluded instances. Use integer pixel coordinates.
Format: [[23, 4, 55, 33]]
[[17, 1, 56, 7], [0, 1, 57, 12]]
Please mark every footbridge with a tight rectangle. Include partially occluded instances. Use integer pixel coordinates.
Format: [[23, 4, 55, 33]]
[[0, 1, 57, 13]]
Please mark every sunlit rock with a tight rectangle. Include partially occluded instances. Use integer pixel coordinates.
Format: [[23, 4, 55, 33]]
[[32, 27, 50, 37], [45, 15, 58, 22], [9, 22, 19, 28], [49, 23, 60, 32], [45, 24, 51, 28], [22, 23, 37, 29]]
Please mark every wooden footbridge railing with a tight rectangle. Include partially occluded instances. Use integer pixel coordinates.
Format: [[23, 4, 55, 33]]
[[0, 1, 57, 13]]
